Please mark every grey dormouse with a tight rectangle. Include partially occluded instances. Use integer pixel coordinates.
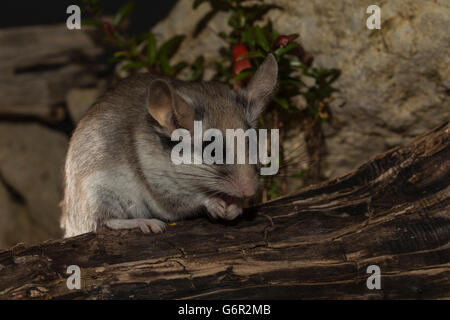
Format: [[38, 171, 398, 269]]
[[61, 54, 278, 237]]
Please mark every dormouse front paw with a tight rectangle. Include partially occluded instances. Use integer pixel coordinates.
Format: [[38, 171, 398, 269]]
[[204, 197, 243, 221]]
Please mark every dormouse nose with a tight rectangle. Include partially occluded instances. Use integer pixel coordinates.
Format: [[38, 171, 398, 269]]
[[237, 180, 258, 197], [233, 167, 259, 197]]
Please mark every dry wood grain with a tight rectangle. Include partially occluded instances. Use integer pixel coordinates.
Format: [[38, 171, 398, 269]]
[[0, 122, 448, 299]]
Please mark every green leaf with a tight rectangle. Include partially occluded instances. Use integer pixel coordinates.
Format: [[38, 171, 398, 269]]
[[308, 67, 320, 77], [234, 69, 254, 82], [271, 28, 279, 43], [113, 2, 135, 27], [147, 33, 157, 65], [193, 10, 218, 37], [187, 56, 205, 81], [281, 77, 305, 87], [267, 179, 281, 198], [228, 37, 238, 45], [319, 86, 332, 98], [241, 26, 255, 48], [172, 61, 189, 76], [128, 38, 138, 57], [113, 51, 128, 58], [239, 13, 246, 28], [304, 90, 316, 102], [244, 4, 282, 24], [213, 60, 232, 81], [273, 96, 290, 110], [82, 0, 101, 16], [290, 170, 305, 178], [159, 55, 172, 75], [82, 19, 102, 27], [254, 26, 270, 52], [235, 50, 265, 61], [112, 32, 127, 47], [326, 68, 341, 84], [274, 42, 297, 57], [228, 12, 240, 29], [289, 59, 306, 68], [158, 35, 185, 60], [121, 61, 146, 71]]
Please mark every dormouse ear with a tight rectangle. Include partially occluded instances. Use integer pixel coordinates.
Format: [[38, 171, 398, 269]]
[[244, 54, 278, 125], [147, 79, 195, 133]]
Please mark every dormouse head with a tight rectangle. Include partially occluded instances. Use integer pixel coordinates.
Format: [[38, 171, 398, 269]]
[[147, 54, 278, 199]]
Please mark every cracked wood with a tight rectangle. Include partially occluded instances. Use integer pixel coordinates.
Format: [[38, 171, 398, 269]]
[[0, 122, 448, 299]]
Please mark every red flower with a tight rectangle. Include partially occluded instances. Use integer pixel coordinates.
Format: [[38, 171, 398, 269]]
[[232, 43, 252, 90], [232, 43, 247, 60], [276, 35, 290, 47], [102, 22, 114, 38]]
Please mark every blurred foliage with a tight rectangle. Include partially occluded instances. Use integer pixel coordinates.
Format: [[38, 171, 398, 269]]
[[82, 0, 203, 79], [195, 0, 340, 199], [82, 0, 341, 201]]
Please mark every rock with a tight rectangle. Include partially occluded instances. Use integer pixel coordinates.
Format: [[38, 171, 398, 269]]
[[0, 124, 68, 249], [152, 0, 450, 179], [67, 88, 99, 123], [0, 65, 97, 119], [0, 24, 103, 120], [0, 24, 107, 248], [0, 24, 101, 74], [152, 0, 230, 79]]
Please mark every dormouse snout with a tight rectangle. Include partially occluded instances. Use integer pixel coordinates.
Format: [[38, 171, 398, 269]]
[[230, 165, 259, 198], [235, 178, 258, 197]]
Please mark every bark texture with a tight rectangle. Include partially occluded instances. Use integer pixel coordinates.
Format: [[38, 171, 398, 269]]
[[0, 123, 448, 300]]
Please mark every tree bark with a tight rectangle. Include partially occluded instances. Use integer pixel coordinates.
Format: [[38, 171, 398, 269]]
[[0, 122, 448, 300]]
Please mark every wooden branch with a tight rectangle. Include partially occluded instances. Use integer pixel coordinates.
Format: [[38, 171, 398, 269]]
[[0, 122, 448, 299]]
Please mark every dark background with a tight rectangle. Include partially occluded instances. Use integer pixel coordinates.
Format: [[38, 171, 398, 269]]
[[0, 0, 178, 31]]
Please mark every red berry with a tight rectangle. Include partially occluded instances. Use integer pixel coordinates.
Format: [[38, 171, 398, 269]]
[[233, 59, 252, 76], [232, 44, 248, 61], [103, 22, 114, 38], [232, 43, 251, 75], [232, 43, 252, 90], [276, 35, 290, 47]]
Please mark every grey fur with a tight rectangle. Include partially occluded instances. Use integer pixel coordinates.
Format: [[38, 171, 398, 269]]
[[61, 54, 278, 237]]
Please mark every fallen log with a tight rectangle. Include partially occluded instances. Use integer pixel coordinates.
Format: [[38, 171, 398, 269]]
[[0, 122, 448, 299]]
